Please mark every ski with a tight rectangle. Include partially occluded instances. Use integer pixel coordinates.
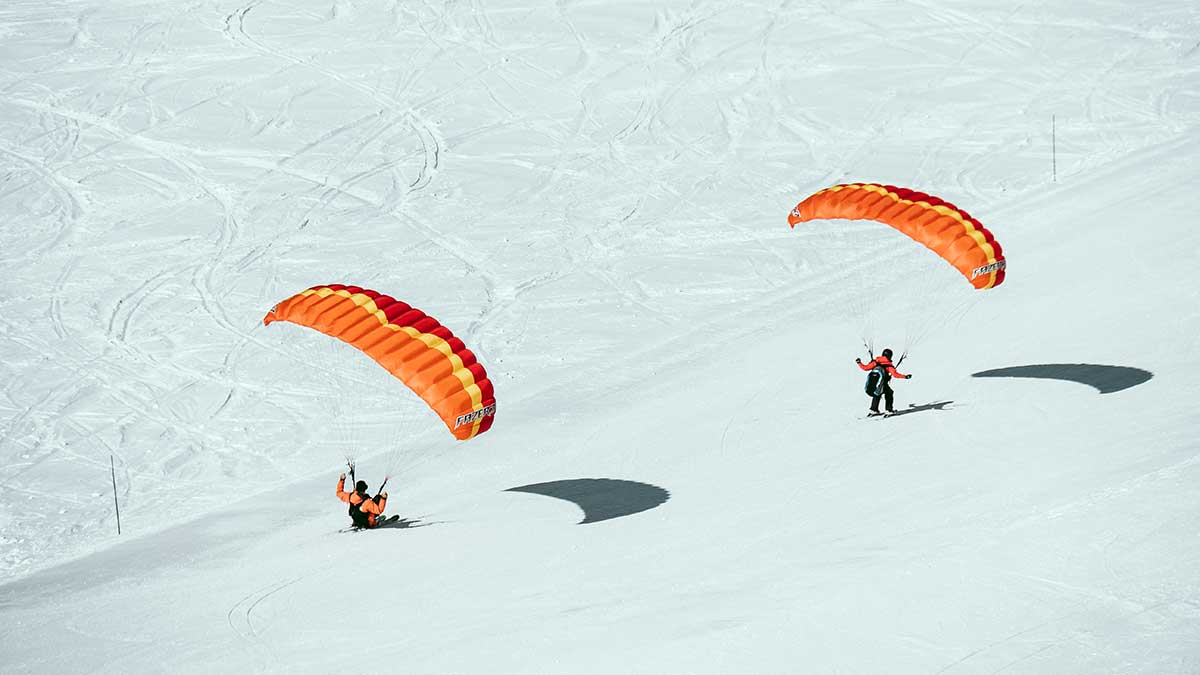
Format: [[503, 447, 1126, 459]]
[[338, 514, 401, 533]]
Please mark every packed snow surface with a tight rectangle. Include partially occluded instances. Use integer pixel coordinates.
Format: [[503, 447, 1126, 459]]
[[2, 0, 1199, 672]]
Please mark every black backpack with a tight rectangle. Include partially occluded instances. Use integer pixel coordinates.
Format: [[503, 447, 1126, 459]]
[[347, 494, 373, 528], [864, 364, 888, 396]]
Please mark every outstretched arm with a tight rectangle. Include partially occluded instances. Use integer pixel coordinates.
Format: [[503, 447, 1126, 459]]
[[856, 358, 877, 371], [336, 474, 351, 503], [361, 493, 387, 515], [886, 364, 910, 379]]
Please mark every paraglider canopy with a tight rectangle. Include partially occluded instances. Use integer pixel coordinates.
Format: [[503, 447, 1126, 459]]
[[264, 284, 496, 440], [788, 183, 1006, 290]]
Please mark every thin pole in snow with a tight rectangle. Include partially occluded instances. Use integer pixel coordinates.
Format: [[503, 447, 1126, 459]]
[[110, 454, 121, 535], [1052, 114, 1057, 183]]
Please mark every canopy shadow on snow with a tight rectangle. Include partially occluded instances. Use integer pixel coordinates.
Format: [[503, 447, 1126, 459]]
[[505, 479, 670, 524], [971, 364, 1153, 394]]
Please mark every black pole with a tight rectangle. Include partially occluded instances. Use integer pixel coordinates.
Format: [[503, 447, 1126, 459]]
[[110, 454, 121, 535]]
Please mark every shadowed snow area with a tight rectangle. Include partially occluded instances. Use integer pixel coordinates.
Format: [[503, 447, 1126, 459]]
[[2, 0, 1200, 672], [506, 478, 670, 523], [972, 363, 1154, 394]]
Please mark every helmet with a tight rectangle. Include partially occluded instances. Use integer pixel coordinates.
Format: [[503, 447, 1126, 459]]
[[355, 480, 368, 493], [881, 348, 893, 358]]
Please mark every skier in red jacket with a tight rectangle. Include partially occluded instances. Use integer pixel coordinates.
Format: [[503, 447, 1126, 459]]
[[856, 348, 912, 415]]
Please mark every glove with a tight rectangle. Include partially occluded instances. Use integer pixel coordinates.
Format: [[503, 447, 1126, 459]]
[[905, 374, 912, 379], [855, 358, 862, 364]]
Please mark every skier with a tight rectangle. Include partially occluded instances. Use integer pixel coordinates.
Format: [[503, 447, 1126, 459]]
[[337, 473, 389, 528], [856, 348, 912, 416]]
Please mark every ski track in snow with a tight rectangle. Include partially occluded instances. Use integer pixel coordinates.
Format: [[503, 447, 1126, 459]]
[[227, 573, 303, 668], [1, 0, 1199, 671]]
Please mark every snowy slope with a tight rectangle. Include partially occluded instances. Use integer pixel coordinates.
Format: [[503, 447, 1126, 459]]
[[2, 0, 1199, 672]]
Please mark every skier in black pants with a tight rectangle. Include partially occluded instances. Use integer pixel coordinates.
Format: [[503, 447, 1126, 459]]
[[856, 348, 912, 415]]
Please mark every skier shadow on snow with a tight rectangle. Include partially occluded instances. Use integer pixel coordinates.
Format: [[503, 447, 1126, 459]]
[[971, 364, 1153, 394], [885, 400, 954, 417], [342, 517, 438, 533], [505, 478, 670, 524], [376, 517, 433, 530]]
